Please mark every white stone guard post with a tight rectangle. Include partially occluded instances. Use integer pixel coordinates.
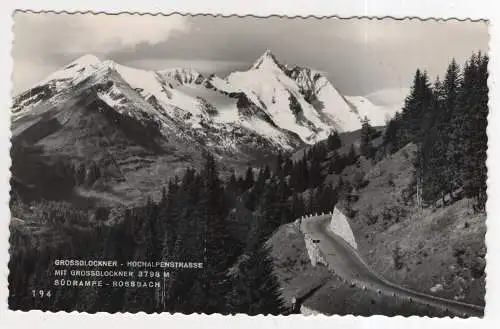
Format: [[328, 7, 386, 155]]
[[304, 230, 327, 267]]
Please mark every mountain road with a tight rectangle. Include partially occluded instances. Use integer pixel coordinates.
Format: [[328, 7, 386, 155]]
[[300, 214, 484, 317]]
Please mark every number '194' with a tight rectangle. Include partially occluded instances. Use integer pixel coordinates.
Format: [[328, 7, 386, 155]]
[[32, 290, 51, 298]]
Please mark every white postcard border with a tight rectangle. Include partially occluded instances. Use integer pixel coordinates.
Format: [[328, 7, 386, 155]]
[[1, 1, 499, 328]]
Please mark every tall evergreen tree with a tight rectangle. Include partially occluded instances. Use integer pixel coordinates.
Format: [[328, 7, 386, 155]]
[[291, 193, 306, 218], [199, 153, 235, 312], [227, 171, 239, 194], [309, 156, 322, 188], [244, 166, 255, 191], [383, 112, 404, 154], [442, 59, 463, 195], [400, 69, 433, 144], [461, 53, 488, 211], [346, 144, 357, 166], [418, 77, 445, 204], [74, 162, 86, 186], [256, 165, 271, 190], [360, 116, 378, 158], [327, 131, 342, 150], [226, 244, 284, 315], [258, 183, 281, 237]]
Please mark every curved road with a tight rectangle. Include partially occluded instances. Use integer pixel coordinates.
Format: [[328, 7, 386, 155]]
[[301, 214, 484, 317]]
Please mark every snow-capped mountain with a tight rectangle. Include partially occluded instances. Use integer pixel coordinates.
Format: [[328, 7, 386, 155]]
[[13, 51, 376, 155], [365, 88, 409, 109], [11, 51, 397, 204], [344, 95, 400, 126], [225, 50, 362, 143]]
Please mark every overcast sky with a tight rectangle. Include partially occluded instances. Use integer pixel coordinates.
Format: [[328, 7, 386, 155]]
[[12, 12, 488, 98]]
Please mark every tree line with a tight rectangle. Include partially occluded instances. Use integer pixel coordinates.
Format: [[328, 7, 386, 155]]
[[383, 52, 488, 211]]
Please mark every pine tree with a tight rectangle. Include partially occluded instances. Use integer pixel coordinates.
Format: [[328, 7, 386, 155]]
[[409, 53, 488, 209], [227, 172, 239, 194], [419, 60, 461, 202], [199, 153, 235, 312], [258, 183, 281, 237], [309, 156, 322, 188], [276, 170, 292, 225], [227, 206, 283, 314], [291, 193, 306, 218], [298, 156, 309, 192], [84, 160, 101, 187], [383, 112, 405, 154], [160, 186, 167, 205], [262, 165, 271, 182], [327, 131, 342, 150], [400, 69, 433, 144], [346, 144, 357, 166], [256, 165, 271, 190], [419, 77, 444, 204], [442, 59, 463, 196], [74, 163, 86, 186], [360, 116, 378, 158], [283, 157, 293, 176], [461, 53, 488, 211], [328, 150, 342, 174], [319, 183, 337, 212], [475, 53, 489, 211], [244, 166, 255, 191], [275, 151, 284, 176], [226, 245, 284, 315]]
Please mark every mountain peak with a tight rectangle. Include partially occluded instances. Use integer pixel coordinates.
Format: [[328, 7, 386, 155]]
[[69, 54, 102, 67], [33, 54, 104, 88], [262, 49, 274, 57], [157, 67, 205, 85], [251, 49, 286, 71]]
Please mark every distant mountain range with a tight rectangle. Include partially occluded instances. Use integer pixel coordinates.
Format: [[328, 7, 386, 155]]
[[10, 50, 403, 204], [12, 50, 403, 149]]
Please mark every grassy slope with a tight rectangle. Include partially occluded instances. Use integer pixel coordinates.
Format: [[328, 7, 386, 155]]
[[338, 144, 486, 306]]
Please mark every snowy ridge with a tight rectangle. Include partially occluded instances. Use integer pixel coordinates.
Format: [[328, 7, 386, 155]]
[[227, 67, 331, 143], [224, 51, 361, 143], [365, 87, 409, 108], [13, 51, 396, 156], [251, 49, 288, 72], [157, 67, 204, 85], [12, 55, 104, 114], [38, 54, 102, 89], [288, 66, 362, 131], [344, 95, 400, 126]]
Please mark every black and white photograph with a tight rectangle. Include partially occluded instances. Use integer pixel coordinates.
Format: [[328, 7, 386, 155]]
[[8, 11, 488, 317]]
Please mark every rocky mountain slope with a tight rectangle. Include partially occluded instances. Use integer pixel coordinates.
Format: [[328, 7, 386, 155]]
[[11, 51, 396, 205], [13, 51, 389, 150]]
